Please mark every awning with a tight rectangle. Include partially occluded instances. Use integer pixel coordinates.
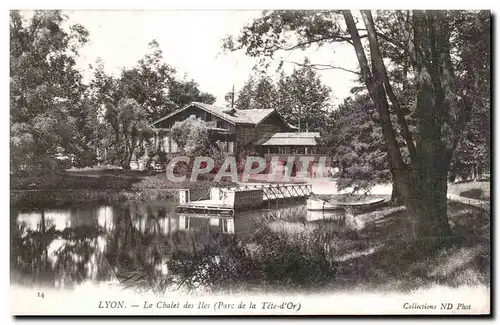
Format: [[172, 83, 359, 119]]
[[255, 132, 320, 146]]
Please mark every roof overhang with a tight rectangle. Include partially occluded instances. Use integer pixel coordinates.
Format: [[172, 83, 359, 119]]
[[256, 132, 320, 146], [151, 102, 237, 127]]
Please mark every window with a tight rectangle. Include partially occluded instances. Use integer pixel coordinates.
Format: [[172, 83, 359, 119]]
[[163, 136, 170, 153], [222, 219, 228, 233], [171, 139, 178, 153], [228, 142, 234, 154]]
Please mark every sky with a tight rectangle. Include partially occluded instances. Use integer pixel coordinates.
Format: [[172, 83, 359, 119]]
[[64, 10, 360, 107]]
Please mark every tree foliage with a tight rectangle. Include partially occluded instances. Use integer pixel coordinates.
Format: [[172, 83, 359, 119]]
[[117, 40, 177, 121], [234, 76, 256, 110], [171, 115, 210, 156], [320, 92, 409, 201], [235, 60, 331, 132], [277, 59, 331, 132], [235, 76, 278, 111], [103, 98, 153, 169], [448, 11, 491, 179], [10, 10, 93, 171], [168, 78, 216, 109], [323, 95, 388, 192]]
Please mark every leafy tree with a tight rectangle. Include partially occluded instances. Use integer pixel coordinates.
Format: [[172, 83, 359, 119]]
[[277, 59, 331, 132], [234, 75, 278, 111], [104, 98, 153, 169], [235, 63, 331, 132], [171, 115, 210, 156], [69, 94, 102, 167], [323, 95, 388, 191], [234, 76, 256, 110], [225, 10, 490, 245], [448, 11, 491, 180], [88, 59, 123, 164], [370, 10, 490, 183], [118, 40, 177, 121], [10, 10, 92, 171], [251, 77, 278, 110], [320, 93, 408, 203], [343, 10, 482, 243], [168, 78, 216, 109]]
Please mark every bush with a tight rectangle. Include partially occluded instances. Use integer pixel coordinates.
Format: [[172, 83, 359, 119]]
[[171, 116, 210, 155], [250, 224, 338, 288], [167, 222, 339, 293]]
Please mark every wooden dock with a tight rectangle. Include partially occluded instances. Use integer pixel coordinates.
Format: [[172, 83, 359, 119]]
[[234, 184, 312, 201], [175, 183, 312, 214], [174, 200, 234, 215]]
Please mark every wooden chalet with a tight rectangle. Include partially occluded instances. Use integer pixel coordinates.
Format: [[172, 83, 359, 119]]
[[151, 102, 321, 157]]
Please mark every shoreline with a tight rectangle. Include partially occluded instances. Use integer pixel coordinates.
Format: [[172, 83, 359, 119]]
[[10, 188, 179, 211], [10, 170, 489, 211]]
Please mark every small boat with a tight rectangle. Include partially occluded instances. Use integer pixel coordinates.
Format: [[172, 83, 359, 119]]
[[338, 197, 388, 213], [306, 197, 345, 211], [306, 194, 389, 212]]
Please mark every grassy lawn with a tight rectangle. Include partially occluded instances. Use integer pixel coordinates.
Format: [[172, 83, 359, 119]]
[[10, 167, 236, 209], [255, 201, 490, 294], [316, 201, 490, 293], [11, 170, 143, 191]]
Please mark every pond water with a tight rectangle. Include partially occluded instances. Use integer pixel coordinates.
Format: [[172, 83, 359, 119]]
[[10, 198, 347, 292]]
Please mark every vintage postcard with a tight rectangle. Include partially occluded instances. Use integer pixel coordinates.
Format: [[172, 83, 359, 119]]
[[9, 9, 491, 316]]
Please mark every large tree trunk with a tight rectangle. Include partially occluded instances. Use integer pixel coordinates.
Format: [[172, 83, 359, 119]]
[[390, 177, 403, 205], [410, 10, 456, 242], [122, 152, 133, 170], [344, 10, 461, 246], [121, 144, 133, 170], [403, 163, 452, 244]]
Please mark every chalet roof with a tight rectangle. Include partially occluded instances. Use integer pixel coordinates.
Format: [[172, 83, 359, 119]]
[[151, 102, 276, 126], [255, 132, 321, 146], [195, 102, 274, 124]]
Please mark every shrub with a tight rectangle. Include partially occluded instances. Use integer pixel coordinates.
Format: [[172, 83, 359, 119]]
[[250, 224, 338, 289], [168, 222, 339, 293], [171, 116, 210, 156]]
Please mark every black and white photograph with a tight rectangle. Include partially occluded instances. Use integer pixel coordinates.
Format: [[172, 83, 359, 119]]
[[9, 8, 491, 315]]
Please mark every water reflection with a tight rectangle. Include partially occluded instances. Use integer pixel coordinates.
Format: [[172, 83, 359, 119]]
[[12, 206, 115, 289], [11, 199, 347, 291], [177, 215, 235, 234]]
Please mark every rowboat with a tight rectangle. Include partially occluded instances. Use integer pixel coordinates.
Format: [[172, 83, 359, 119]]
[[306, 195, 388, 212]]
